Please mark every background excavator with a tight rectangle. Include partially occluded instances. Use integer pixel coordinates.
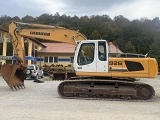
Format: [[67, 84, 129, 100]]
[[0, 21, 158, 100]]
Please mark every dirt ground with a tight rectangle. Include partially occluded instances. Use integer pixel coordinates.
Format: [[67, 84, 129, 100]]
[[0, 76, 160, 120]]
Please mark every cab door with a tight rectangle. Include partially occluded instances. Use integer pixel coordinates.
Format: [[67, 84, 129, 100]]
[[96, 41, 108, 72], [74, 41, 96, 72]]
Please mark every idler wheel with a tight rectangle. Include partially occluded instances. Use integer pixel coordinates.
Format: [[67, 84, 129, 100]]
[[137, 85, 153, 100]]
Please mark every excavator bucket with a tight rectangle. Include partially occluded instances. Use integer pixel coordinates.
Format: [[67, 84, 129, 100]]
[[0, 63, 25, 90]]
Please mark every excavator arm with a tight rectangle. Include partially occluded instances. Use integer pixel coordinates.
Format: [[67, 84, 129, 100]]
[[0, 21, 87, 90]]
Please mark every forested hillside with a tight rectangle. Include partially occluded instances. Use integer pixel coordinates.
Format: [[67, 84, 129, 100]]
[[0, 13, 160, 64]]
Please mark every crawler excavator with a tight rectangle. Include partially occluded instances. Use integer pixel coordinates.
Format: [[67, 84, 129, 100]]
[[0, 21, 158, 100]]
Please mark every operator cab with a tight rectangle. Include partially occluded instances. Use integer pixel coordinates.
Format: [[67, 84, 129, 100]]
[[74, 40, 108, 72]]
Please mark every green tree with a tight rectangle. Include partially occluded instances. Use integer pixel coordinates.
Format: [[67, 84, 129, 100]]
[[113, 38, 125, 52], [36, 13, 54, 25], [150, 36, 160, 62], [114, 15, 130, 28], [150, 36, 160, 71], [12, 16, 20, 22], [124, 41, 136, 53], [0, 15, 12, 29], [78, 16, 90, 38], [22, 15, 35, 23], [90, 30, 101, 39]]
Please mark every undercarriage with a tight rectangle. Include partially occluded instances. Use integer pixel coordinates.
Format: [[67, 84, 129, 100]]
[[58, 77, 155, 100]]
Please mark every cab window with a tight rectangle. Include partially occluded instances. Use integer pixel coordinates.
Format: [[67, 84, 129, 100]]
[[98, 41, 106, 61], [77, 43, 95, 65]]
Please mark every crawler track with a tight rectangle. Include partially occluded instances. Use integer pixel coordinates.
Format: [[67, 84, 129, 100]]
[[57, 78, 155, 100]]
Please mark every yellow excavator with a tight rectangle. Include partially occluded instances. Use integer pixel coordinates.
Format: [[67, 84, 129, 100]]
[[0, 21, 158, 100]]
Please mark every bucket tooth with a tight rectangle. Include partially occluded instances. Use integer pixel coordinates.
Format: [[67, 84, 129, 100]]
[[19, 84, 23, 89], [16, 84, 21, 90], [9, 86, 14, 91], [22, 84, 25, 88], [15, 87, 18, 90], [13, 84, 18, 90]]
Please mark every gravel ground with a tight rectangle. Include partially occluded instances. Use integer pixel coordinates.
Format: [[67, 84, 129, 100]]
[[0, 76, 160, 120]]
